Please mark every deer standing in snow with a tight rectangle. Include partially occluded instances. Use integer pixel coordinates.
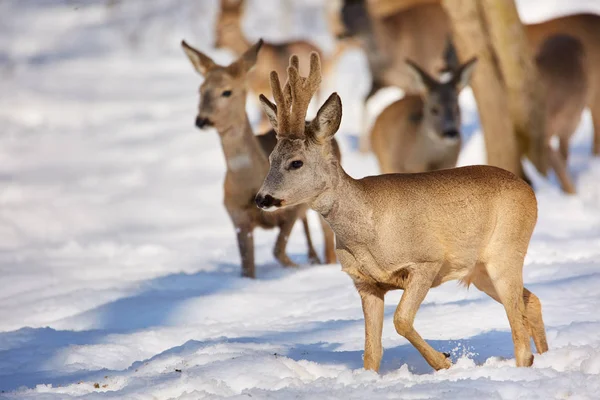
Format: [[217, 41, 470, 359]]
[[370, 57, 476, 174], [338, 0, 600, 163], [255, 52, 548, 371], [536, 34, 589, 194], [215, 0, 324, 131], [181, 40, 338, 278]]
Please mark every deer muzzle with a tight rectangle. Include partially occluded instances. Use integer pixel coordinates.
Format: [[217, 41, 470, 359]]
[[255, 193, 283, 211], [195, 116, 212, 129], [442, 129, 459, 140]]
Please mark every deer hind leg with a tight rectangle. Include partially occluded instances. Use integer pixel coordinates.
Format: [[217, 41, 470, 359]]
[[559, 137, 570, 162], [523, 288, 548, 353], [273, 216, 298, 268], [548, 145, 576, 194], [471, 265, 548, 355], [300, 214, 321, 265], [393, 263, 451, 371], [481, 258, 533, 367], [591, 96, 600, 156], [320, 216, 336, 264]]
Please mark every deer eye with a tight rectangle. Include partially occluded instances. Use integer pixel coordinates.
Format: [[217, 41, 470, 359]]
[[222, 90, 232, 97], [289, 160, 303, 170]]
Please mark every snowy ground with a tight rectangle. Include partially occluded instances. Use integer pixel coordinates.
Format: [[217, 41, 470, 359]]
[[2, 0, 600, 398]]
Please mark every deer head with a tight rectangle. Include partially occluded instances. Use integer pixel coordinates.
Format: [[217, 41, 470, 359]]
[[406, 57, 477, 141], [255, 53, 343, 211], [215, 0, 245, 49], [181, 39, 262, 131]]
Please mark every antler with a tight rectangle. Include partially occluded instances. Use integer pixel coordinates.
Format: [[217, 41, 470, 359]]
[[269, 52, 322, 138]]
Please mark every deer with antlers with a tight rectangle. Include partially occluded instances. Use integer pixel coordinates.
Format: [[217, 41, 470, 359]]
[[255, 52, 548, 371], [181, 39, 338, 279], [215, 0, 325, 131]]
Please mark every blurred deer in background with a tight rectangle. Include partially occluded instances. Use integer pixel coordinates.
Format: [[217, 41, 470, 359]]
[[181, 39, 338, 278], [324, 0, 362, 78], [256, 52, 547, 371], [370, 52, 476, 173], [215, 0, 324, 131], [338, 0, 600, 164], [536, 34, 588, 194], [338, 0, 451, 151]]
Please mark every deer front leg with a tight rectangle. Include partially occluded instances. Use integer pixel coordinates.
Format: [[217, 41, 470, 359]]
[[394, 263, 451, 371], [300, 214, 321, 265], [273, 216, 298, 267], [236, 225, 255, 278], [357, 282, 385, 372], [320, 215, 337, 264]]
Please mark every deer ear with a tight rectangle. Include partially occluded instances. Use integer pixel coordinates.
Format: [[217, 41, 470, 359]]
[[405, 59, 437, 93], [454, 57, 478, 91], [310, 93, 342, 142], [237, 39, 263, 73], [181, 40, 216, 76], [259, 94, 279, 132]]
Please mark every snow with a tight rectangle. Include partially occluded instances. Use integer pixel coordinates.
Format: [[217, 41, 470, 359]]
[[1, 0, 600, 398]]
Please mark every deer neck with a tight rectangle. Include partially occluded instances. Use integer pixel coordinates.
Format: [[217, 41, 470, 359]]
[[222, 22, 251, 55], [311, 163, 369, 233], [217, 114, 268, 184]]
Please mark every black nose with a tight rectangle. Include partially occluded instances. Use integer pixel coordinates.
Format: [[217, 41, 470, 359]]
[[442, 129, 459, 139], [255, 194, 274, 209], [195, 116, 211, 129]]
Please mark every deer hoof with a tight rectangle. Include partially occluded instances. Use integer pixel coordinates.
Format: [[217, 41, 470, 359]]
[[278, 256, 298, 268], [434, 352, 452, 370]]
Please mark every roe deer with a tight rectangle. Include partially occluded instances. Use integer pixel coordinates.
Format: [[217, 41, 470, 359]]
[[536, 34, 588, 194], [339, 0, 600, 160], [370, 57, 476, 173], [339, 1, 451, 151], [215, 0, 324, 131], [181, 39, 338, 278], [256, 52, 548, 371]]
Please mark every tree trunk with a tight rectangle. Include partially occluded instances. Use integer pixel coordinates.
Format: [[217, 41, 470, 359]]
[[441, 0, 522, 175], [481, 0, 548, 174]]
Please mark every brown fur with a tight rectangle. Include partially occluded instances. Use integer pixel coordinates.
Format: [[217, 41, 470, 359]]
[[181, 40, 338, 278], [370, 57, 476, 173], [215, 0, 325, 131], [342, 2, 600, 163], [536, 34, 589, 194], [257, 53, 548, 371]]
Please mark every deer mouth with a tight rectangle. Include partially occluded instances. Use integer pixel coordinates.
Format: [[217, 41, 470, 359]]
[[441, 129, 460, 140], [195, 116, 213, 129]]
